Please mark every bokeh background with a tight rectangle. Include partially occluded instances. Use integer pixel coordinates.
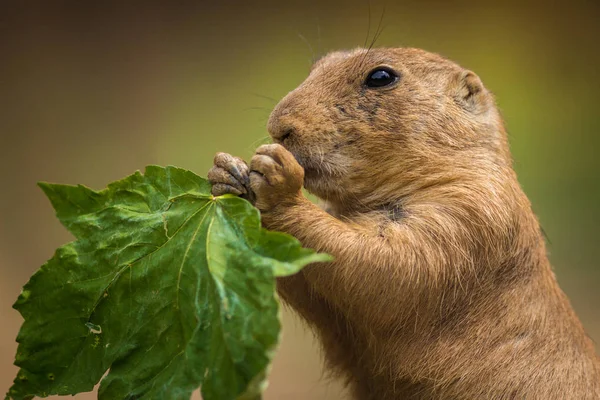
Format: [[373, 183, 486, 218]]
[[1, 1, 599, 399]]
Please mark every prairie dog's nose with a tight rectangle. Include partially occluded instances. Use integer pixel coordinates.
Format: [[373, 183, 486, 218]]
[[267, 98, 297, 142]]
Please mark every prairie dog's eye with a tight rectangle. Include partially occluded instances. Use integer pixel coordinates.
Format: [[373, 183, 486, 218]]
[[364, 67, 399, 88]]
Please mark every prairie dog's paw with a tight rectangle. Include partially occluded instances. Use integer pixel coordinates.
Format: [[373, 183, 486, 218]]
[[250, 144, 304, 211], [208, 153, 255, 203]]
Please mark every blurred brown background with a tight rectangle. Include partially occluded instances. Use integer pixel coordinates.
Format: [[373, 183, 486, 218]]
[[1, 1, 599, 399]]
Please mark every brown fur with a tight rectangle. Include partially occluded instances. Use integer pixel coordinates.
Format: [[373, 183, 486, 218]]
[[209, 47, 600, 399]]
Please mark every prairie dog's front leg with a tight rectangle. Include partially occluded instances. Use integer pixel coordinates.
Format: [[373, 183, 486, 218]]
[[208, 146, 324, 318], [246, 143, 319, 305]]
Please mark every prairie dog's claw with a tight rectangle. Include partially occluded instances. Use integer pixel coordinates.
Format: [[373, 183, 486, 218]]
[[211, 182, 243, 197], [208, 153, 255, 204], [249, 144, 304, 211], [214, 153, 250, 185], [208, 166, 246, 194]]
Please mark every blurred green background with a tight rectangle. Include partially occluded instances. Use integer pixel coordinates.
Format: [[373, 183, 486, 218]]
[[1, 1, 598, 399]]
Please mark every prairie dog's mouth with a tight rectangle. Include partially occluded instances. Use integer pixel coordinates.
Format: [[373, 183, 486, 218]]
[[280, 142, 340, 181], [284, 148, 320, 176]]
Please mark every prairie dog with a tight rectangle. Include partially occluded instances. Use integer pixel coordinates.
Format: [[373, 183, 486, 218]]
[[208, 47, 600, 399]]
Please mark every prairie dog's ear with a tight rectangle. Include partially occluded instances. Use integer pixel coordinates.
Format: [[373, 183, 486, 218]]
[[451, 70, 491, 114]]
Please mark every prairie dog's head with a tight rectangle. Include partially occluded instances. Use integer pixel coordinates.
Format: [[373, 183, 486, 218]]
[[267, 48, 508, 208]]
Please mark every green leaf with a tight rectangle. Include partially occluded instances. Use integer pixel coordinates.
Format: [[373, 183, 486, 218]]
[[6, 166, 331, 400]]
